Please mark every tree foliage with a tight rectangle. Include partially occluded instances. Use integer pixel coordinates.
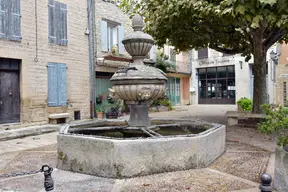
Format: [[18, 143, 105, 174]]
[[152, 50, 177, 73], [121, 0, 288, 113], [259, 104, 288, 147]]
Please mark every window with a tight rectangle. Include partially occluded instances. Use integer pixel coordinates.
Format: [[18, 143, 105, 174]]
[[48, 0, 68, 46], [48, 63, 67, 106], [169, 48, 176, 62], [101, 20, 124, 54], [198, 66, 236, 102], [198, 48, 208, 59], [0, 0, 21, 41], [107, 22, 118, 52]]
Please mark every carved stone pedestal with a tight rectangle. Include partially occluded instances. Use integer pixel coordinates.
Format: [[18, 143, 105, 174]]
[[128, 104, 150, 127]]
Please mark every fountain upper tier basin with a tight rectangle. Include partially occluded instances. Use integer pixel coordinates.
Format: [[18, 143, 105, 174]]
[[57, 119, 226, 178]]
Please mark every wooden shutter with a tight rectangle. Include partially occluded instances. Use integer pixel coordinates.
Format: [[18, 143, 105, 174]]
[[60, 3, 67, 46], [48, 0, 56, 43], [198, 48, 208, 59], [118, 25, 124, 54], [8, 0, 21, 41], [57, 64, 67, 106], [0, 0, 7, 39], [48, 63, 58, 106], [100, 20, 108, 52], [55, 1, 61, 45]]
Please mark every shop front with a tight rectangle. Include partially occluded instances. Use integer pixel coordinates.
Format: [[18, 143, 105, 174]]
[[198, 66, 236, 104]]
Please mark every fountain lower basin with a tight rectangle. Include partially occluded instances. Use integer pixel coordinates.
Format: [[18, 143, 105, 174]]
[[57, 119, 226, 178]]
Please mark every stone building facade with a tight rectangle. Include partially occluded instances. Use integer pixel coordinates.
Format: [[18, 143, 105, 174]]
[[162, 46, 191, 105], [0, 0, 90, 127], [190, 48, 275, 105], [94, 0, 133, 104], [275, 43, 288, 105]]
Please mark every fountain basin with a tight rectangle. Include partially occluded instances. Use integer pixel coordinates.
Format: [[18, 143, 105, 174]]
[[57, 119, 226, 178]]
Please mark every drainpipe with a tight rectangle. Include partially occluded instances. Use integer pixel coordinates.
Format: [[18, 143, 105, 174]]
[[91, 0, 96, 118], [88, 0, 96, 118]]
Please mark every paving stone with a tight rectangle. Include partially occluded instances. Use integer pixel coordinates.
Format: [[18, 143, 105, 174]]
[[118, 169, 254, 192], [0, 133, 57, 154], [226, 141, 268, 152], [210, 142, 270, 182], [25, 144, 57, 152], [0, 152, 57, 175], [0, 153, 19, 172], [0, 170, 116, 192]]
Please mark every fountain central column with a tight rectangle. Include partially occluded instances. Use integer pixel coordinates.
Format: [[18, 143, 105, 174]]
[[109, 14, 167, 127]]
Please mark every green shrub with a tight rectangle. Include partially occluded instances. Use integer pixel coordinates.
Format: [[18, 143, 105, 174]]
[[152, 96, 173, 111], [258, 104, 288, 147], [237, 97, 252, 111]]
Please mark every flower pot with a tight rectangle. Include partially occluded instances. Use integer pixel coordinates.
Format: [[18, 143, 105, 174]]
[[106, 112, 118, 119], [96, 112, 104, 120], [237, 104, 244, 112]]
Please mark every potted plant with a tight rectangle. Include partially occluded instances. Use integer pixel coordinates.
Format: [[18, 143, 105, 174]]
[[96, 105, 105, 120], [105, 97, 121, 119], [236, 97, 252, 112], [258, 104, 288, 191]]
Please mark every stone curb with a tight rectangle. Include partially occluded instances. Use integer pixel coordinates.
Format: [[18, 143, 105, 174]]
[[0, 125, 61, 141]]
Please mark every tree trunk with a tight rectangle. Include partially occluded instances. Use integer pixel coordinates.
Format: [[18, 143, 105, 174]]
[[252, 35, 267, 114]]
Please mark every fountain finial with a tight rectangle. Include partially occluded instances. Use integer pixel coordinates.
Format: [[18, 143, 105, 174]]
[[132, 14, 144, 32]]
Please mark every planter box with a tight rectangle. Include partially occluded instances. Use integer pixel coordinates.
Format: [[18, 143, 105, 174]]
[[275, 146, 288, 191], [106, 115, 118, 119]]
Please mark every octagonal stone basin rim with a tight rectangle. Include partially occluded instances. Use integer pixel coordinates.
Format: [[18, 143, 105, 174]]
[[57, 121, 226, 178], [59, 120, 223, 141]]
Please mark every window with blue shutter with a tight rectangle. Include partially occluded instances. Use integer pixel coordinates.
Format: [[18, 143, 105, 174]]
[[118, 25, 124, 55], [101, 19, 125, 54], [0, 0, 21, 41], [48, 63, 67, 107], [100, 20, 108, 52], [48, 0, 68, 46], [0, 0, 8, 39], [9, 0, 21, 41]]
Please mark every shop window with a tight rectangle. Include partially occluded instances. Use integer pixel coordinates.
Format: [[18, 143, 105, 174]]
[[199, 80, 206, 99], [207, 67, 216, 79], [227, 66, 235, 77], [228, 79, 236, 99], [198, 68, 206, 79], [217, 67, 227, 78]]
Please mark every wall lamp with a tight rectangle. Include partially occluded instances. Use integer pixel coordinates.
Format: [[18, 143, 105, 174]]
[[239, 61, 243, 69], [270, 50, 279, 65]]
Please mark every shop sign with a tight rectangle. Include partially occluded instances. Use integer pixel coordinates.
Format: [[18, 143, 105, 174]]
[[199, 58, 231, 66]]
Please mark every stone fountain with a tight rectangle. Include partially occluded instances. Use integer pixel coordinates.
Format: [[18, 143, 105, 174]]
[[57, 15, 226, 178], [109, 14, 167, 127]]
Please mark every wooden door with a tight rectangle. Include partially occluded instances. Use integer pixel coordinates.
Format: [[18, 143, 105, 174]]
[[0, 71, 20, 124], [167, 77, 181, 105]]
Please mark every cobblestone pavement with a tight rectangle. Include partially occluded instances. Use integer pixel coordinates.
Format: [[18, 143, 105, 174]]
[[0, 105, 276, 192]]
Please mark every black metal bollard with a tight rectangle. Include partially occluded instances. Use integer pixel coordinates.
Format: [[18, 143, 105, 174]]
[[259, 173, 273, 192], [41, 165, 54, 192]]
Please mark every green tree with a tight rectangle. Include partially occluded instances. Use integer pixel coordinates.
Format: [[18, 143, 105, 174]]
[[121, 0, 288, 113], [152, 50, 177, 73]]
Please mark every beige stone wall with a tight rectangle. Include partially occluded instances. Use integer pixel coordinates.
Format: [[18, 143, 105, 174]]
[[0, 0, 90, 127], [275, 43, 288, 105], [94, 0, 133, 66]]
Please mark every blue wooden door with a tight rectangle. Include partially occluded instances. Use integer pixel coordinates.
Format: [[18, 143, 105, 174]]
[[167, 77, 181, 105]]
